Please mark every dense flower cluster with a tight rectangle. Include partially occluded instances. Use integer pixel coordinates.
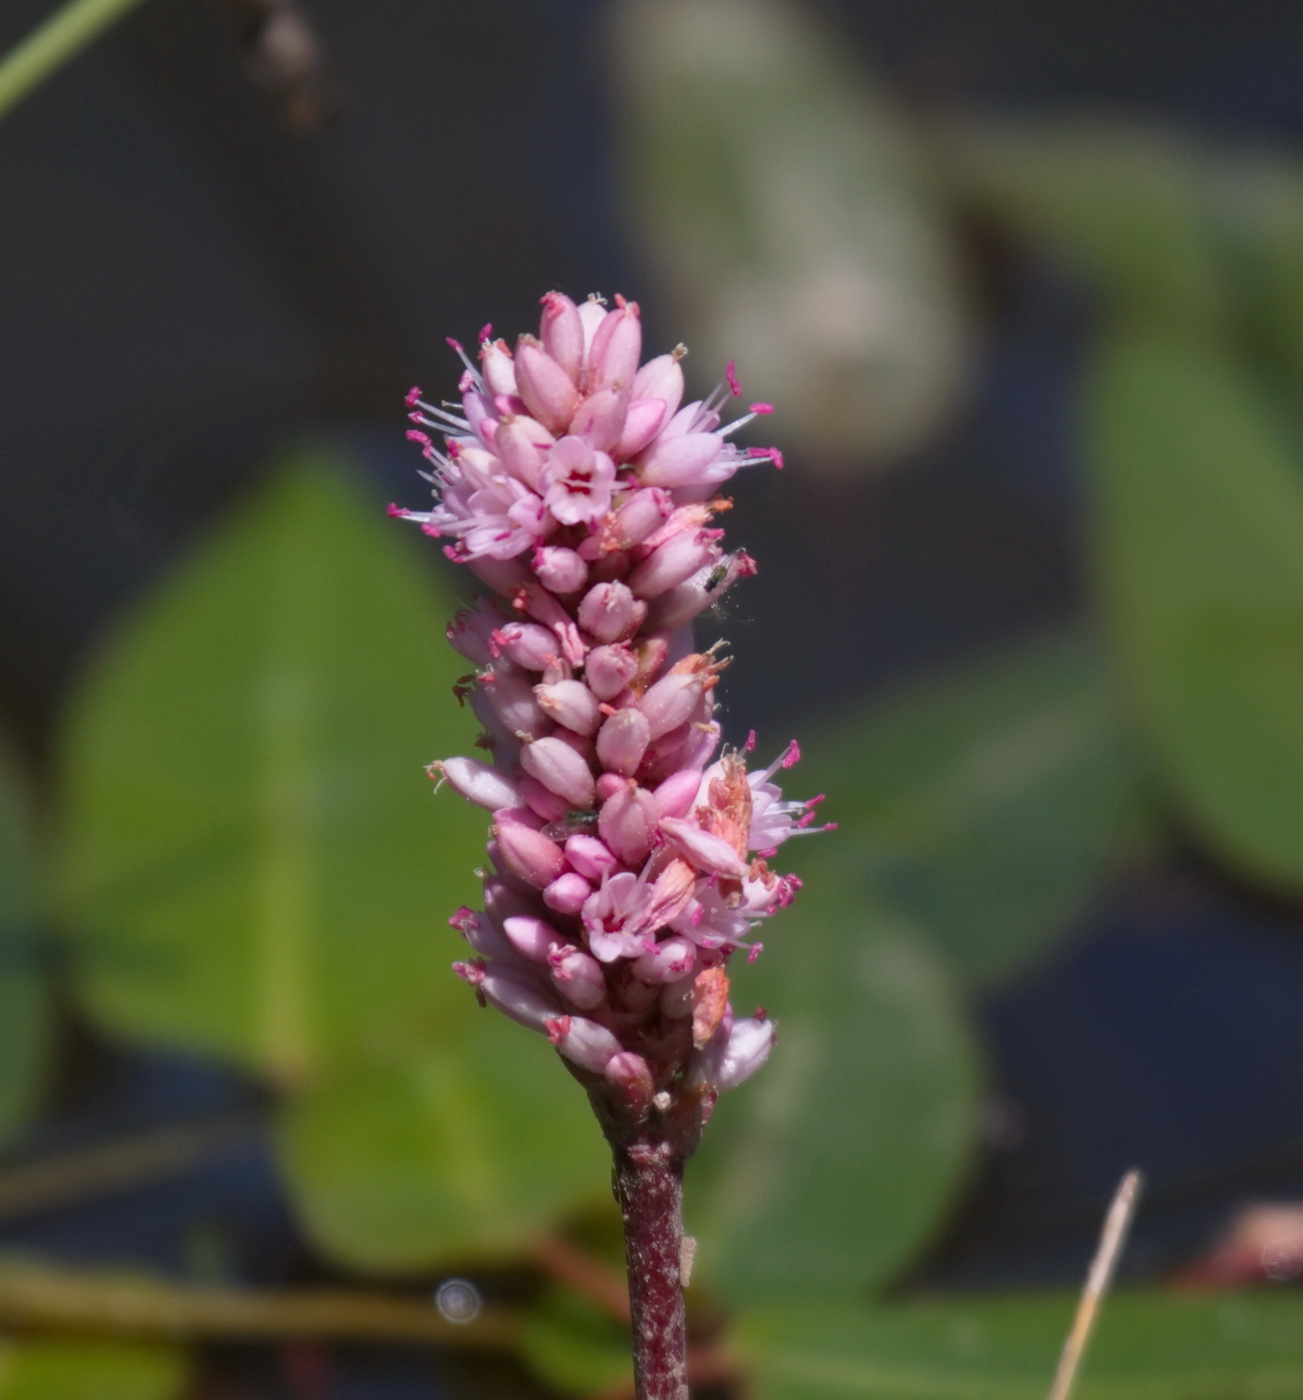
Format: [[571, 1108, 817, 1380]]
[[394, 292, 829, 1129]]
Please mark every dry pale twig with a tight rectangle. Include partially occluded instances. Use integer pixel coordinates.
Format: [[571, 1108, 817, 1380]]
[[1046, 1168, 1144, 1400], [0, 1258, 517, 1348]]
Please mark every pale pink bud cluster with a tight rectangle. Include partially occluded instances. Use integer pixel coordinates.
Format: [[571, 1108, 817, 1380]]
[[397, 292, 827, 1131]]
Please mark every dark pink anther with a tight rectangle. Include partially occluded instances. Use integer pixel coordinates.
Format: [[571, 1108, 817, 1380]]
[[725, 360, 742, 397]]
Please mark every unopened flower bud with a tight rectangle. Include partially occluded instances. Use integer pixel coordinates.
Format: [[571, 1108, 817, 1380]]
[[515, 339, 580, 433], [503, 914, 565, 962], [492, 817, 566, 888], [587, 300, 642, 392], [631, 352, 685, 421], [520, 774, 569, 822], [494, 621, 560, 671], [543, 871, 592, 916], [570, 386, 630, 454], [535, 679, 601, 736], [585, 643, 639, 700], [639, 667, 708, 740], [598, 783, 658, 865], [481, 970, 562, 1032], [546, 1015, 623, 1074], [604, 1051, 655, 1112], [521, 736, 596, 810], [632, 937, 697, 984], [578, 582, 645, 644], [652, 768, 702, 820], [494, 415, 553, 490], [659, 816, 749, 878], [715, 1016, 776, 1090], [539, 290, 584, 383], [480, 338, 518, 398], [596, 707, 651, 777], [638, 433, 724, 489], [629, 530, 718, 599], [614, 398, 667, 459], [548, 945, 607, 1010], [435, 757, 521, 812], [564, 834, 619, 882], [533, 546, 587, 594]]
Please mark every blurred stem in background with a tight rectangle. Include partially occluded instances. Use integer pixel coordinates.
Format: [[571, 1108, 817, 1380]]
[[0, 0, 153, 120]]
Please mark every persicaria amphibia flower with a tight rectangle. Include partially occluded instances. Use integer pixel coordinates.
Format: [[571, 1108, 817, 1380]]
[[398, 292, 830, 1141]]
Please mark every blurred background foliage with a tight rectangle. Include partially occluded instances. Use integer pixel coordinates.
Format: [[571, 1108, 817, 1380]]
[[2, 0, 1303, 1395]]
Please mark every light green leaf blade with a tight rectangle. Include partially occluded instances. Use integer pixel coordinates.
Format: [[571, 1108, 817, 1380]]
[[276, 1012, 608, 1273], [963, 118, 1228, 339], [611, 0, 970, 467], [1091, 332, 1303, 890], [57, 454, 487, 1082], [520, 1286, 631, 1397], [687, 870, 981, 1304], [0, 1336, 187, 1400], [733, 1292, 1303, 1400], [0, 745, 47, 1142], [797, 633, 1139, 991]]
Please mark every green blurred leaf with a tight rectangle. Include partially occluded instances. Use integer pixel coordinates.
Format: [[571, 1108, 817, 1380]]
[[57, 454, 487, 1082], [612, 0, 970, 467], [733, 1291, 1303, 1400], [686, 872, 981, 1305], [1091, 332, 1303, 890], [798, 634, 1138, 991], [0, 1336, 187, 1400], [1208, 152, 1303, 411], [964, 118, 1228, 338], [277, 1012, 608, 1273], [521, 1286, 631, 1397], [0, 745, 47, 1142]]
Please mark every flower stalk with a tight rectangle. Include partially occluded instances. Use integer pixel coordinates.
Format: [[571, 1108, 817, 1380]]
[[396, 291, 831, 1395]]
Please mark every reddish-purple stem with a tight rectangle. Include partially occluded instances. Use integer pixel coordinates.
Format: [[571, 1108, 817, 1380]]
[[614, 1134, 688, 1400]]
